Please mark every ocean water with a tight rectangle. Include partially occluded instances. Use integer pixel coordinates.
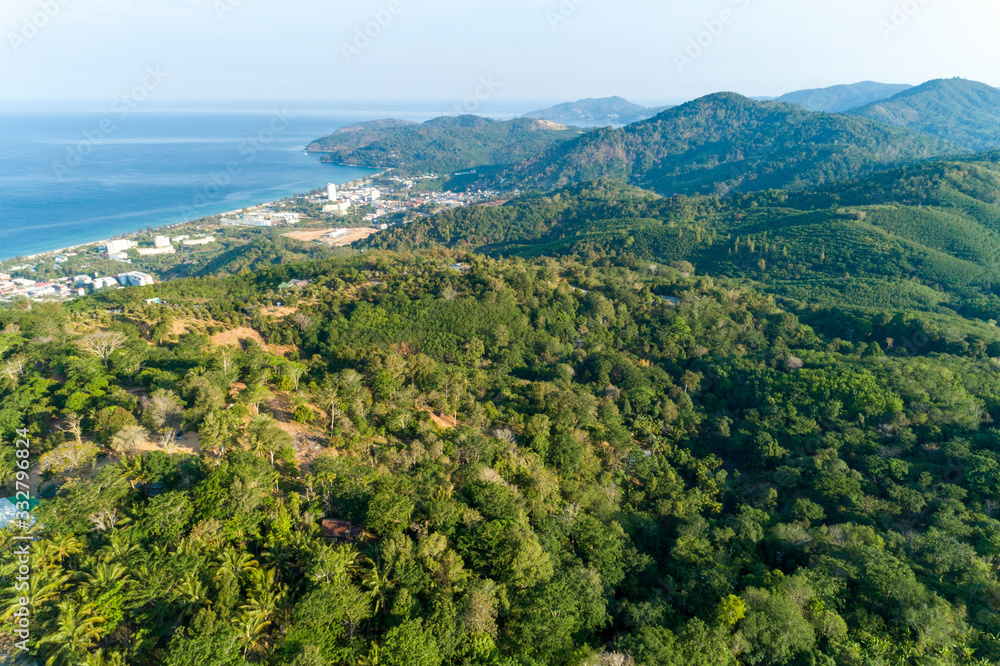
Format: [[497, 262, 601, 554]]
[[0, 109, 416, 261]]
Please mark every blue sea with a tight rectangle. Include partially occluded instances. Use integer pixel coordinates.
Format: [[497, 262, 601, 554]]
[[0, 108, 433, 261]]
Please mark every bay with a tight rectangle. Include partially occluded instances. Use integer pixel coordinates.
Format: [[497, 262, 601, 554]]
[[0, 109, 423, 260]]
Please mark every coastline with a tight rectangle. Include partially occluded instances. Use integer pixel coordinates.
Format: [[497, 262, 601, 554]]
[[14, 198, 275, 263], [2, 171, 379, 265]]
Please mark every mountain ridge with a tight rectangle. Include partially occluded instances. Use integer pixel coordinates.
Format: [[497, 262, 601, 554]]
[[505, 92, 959, 197], [523, 96, 672, 126], [774, 81, 912, 112], [847, 77, 1000, 151]]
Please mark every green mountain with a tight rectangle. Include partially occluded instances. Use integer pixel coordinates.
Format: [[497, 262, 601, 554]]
[[365, 153, 1000, 322], [14, 142, 1000, 666], [507, 93, 956, 197], [15, 241, 1000, 664], [774, 81, 912, 112], [307, 115, 585, 174], [306, 118, 416, 155], [848, 78, 1000, 151], [523, 95, 672, 126]]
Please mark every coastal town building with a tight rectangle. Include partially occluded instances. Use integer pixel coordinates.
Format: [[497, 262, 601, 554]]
[[327, 183, 337, 200], [323, 201, 352, 215], [268, 212, 300, 225], [117, 272, 154, 287], [153, 236, 171, 248], [182, 236, 216, 246], [93, 277, 120, 290], [137, 246, 176, 256], [223, 216, 272, 228], [104, 239, 137, 255]]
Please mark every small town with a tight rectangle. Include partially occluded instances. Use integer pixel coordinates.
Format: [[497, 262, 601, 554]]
[[301, 175, 509, 226], [0, 268, 155, 303], [0, 173, 509, 303]]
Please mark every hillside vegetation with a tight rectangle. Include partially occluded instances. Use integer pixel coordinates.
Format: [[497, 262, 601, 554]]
[[308, 115, 585, 174], [523, 96, 671, 126], [5, 251, 1000, 664], [774, 81, 912, 113], [848, 78, 1000, 152], [306, 118, 417, 155], [11, 81, 1000, 666], [364, 155, 1000, 324], [506, 93, 956, 197]]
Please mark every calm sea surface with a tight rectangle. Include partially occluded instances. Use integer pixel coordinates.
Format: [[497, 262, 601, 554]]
[[0, 109, 422, 260]]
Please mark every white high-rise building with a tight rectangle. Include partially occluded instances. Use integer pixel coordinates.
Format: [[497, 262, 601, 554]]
[[327, 183, 337, 200], [153, 236, 171, 248], [105, 239, 136, 255]]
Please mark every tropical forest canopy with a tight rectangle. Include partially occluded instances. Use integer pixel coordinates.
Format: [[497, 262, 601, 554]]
[[6, 79, 1000, 666]]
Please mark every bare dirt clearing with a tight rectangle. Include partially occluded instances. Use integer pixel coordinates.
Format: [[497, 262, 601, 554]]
[[134, 431, 203, 456], [422, 408, 459, 429], [283, 227, 378, 247]]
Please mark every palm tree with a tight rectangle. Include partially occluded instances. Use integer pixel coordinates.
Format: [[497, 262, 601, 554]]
[[84, 560, 128, 590], [242, 568, 285, 624], [97, 532, 138, 563], [39, 601, 105, 665], [233, 609, 271, 658], [119, 455, 148, 490], [43, 534, 84, 566], [317, 374, 344, 435], [171, 572, 212, 618], [361, 559, 394, 616], [357, 644, 382, 666], [310, 544, 362, 585], [84, 649, 128, 666], [215, 547, 259, 583], [1, 571, 69, 620]]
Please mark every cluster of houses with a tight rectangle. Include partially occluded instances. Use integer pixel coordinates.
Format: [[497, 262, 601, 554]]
[[316, 178, 504, 227], [0, 270, 155, 302], [104, 235, 215, 260], [221, 210, 300, 228]]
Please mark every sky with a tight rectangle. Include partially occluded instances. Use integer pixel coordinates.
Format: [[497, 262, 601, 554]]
[[2, 0, 999, 111]]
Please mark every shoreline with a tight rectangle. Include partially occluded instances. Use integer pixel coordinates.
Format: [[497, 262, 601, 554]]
[[3, 171, 381, 265]]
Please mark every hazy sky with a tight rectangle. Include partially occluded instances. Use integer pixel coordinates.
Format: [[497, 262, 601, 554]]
[[2, 0, 999, 110]]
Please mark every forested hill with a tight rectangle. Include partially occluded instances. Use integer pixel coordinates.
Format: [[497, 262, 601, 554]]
[[305, 118, 416, 154], [848, 78, 1000, 152], [8, 248, 1000, 664], [504, 93, 957, 197], [773, 81, 912, 113], [307, 115, 585, 174], [363, 154, 1000, 321], [523, 96, 672, 126]]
